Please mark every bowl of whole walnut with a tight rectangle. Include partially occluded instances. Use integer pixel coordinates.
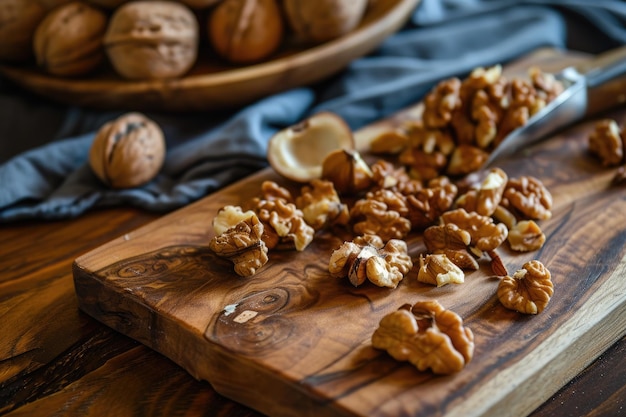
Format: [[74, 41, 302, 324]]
[[0, 0, 421, 111]]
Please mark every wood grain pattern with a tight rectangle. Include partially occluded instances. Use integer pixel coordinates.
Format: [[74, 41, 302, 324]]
[[1, 206, 624, 417], [72, 75, 626, 416]]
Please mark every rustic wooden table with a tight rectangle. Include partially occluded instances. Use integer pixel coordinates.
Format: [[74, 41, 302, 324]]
[[0, 204, 624, 417]]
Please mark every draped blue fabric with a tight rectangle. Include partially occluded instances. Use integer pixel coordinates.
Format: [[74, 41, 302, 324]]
[[1, 0, 625, 221]]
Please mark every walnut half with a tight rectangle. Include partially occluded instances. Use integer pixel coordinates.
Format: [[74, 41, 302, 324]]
[[371, 301, 474, 375], [328, 234, 413, 289], [497, 260, 554, 314]]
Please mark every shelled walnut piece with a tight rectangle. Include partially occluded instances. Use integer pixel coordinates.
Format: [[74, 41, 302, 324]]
[[209, 206, 269, 277], [371, 300, 474, 375], [370, 65, 565, 178], [497, 260, 554, 314], [329, 234, 412, 288]]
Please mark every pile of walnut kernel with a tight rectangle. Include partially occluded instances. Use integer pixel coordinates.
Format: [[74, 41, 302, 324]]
[[209, 65, 561, 375]]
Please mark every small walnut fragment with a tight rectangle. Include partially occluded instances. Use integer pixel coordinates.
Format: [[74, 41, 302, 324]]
[[209, 206, 269, 277], [498, 260, 554, 314], [328, 234, 412, 289], [371, 301, 474, 375], [454, 167, 508, 217], [417, 254, 465, 287], [507, 220, 546, 252], [588, 119, 625, 167], [423, 222, 477, 270]]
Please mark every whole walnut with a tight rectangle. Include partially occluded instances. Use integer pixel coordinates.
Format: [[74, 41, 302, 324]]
[[89, 113, 166, 189], [0, 0, 46, 62], [208, 0, 284, 64], [282, 0, 368, 44], [104, 1, 199, 80], [33, 1, 108, 76]]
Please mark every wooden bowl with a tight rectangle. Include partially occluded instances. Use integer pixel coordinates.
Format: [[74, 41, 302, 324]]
[[0, 0, 421, 112]]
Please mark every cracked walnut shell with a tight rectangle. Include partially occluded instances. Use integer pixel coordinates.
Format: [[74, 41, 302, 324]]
[[89, 112, 166, 189], [372, 301, 474, 375], [498, 260, 554, 314]]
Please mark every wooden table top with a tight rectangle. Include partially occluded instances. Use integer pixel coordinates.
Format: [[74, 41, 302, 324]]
[[0, 194, 624, 417]]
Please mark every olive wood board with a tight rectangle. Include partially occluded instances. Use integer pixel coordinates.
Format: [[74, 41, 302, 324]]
[[0, 0, 420, 112], [73, 51, 626, 417]]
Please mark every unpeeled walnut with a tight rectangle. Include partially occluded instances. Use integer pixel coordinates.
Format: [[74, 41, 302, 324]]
[[209, 206, 269, 277], [417, 254, 464, 287], [89, 112, 166, 189], [208, 0, 284, 64], [0, 0, 46, 62], [282, 0, 368, 44], [33, 1, 108, 76], [104, 1, 199, 80], [497, 260, 554, 314], [371, 301, 474, 375], [328, 234, 412, 289]]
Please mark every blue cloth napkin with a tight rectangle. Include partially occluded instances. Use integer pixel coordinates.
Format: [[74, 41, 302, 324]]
[[1, 0, 625, 222]]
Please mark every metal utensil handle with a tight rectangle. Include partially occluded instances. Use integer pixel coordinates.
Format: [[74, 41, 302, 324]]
[[577, 45, 626, 88]]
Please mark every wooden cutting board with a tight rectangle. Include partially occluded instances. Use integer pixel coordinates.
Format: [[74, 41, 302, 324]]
[[73, 50, 626, 417]]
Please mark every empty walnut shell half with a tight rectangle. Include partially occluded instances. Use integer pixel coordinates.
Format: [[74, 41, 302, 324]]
[[267, 112, 355, 183], [89, 112, 166, 189]]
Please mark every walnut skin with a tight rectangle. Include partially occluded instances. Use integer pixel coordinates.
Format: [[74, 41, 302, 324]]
[[89, 113, 166, 189], [208, 0, 284, 64], [371, 301, 474, 375], [33, 1, 108, 76], [497, 260, 554, 314], [282, 0, 368, 44], [328, 234, 412, 289]]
